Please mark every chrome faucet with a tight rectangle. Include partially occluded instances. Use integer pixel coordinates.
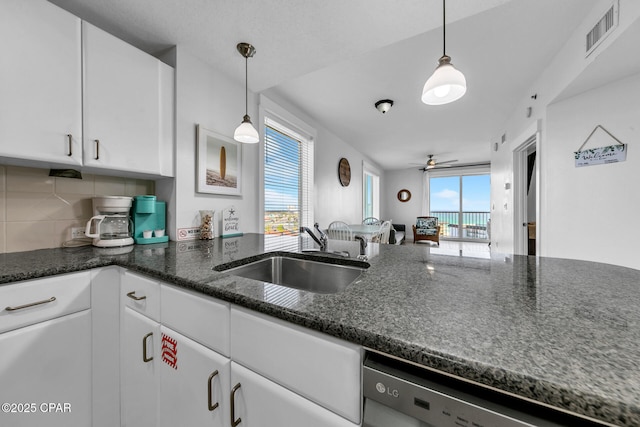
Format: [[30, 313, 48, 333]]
[[354, 235, 368, 260], [314, 222, 329, 249], [300, 223, 327, 251]]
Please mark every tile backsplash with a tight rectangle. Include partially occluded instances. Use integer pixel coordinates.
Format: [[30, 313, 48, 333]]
[[0, 165, 154, 253]]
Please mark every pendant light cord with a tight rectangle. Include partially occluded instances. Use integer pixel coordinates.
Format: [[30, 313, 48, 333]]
[[245, 56, 249, 116], [442, 0, 446, 56]]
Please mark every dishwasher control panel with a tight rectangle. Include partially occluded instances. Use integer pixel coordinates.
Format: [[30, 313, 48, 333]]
[[364, 363, 540, 427], [362, 352, 604, 427]]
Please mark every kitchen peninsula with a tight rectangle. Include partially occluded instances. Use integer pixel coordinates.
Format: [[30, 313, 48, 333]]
[[1, 234, 639, 426]]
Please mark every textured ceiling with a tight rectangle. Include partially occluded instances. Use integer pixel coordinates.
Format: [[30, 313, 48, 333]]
[[49, 0, 606, 170]]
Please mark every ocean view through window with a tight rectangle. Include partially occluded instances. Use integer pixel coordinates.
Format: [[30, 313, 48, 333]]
[[429, 173, 490, 241]]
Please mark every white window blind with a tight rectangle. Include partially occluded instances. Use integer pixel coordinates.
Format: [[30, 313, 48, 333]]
[[263, 118, 314, 252]]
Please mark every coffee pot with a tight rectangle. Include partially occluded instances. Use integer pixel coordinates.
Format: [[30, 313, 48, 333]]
[[85, 214, 134, 247], [86, 196, 134, 247]]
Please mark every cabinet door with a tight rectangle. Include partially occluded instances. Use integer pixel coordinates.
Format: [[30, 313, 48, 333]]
[[0, 0, 82, 166], [91, 267, 121, 427], [82, 21, 168, 176], [121, 307, 159, 427], [159, 326, 230, 427], [0, 310, 91, 427], [230, 362, 359, 427], [231, 306, 362, 423]]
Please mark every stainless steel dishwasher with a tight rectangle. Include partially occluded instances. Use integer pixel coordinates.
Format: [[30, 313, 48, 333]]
[[363, 351, 609, 427]]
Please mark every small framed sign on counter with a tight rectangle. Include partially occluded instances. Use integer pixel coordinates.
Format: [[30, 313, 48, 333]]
[[221, 206, 243, 238]]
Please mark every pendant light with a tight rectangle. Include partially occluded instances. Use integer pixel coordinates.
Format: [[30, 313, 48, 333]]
[[421, 0, 467, 105], [234, 42, 259, 144]]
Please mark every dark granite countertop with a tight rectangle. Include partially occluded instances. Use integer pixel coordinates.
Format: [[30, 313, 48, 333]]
[[1, 234, 638, 426]]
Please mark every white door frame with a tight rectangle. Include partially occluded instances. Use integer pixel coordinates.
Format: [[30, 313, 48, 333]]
[[513, 133, 540, 255]]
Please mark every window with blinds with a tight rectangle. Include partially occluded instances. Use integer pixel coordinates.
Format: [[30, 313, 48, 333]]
[[263, 118, 314, 252]]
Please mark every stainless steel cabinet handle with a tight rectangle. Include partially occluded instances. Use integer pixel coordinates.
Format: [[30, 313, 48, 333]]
[[126, 291, 146, 301], [6, 296, 56, 312], [207, 370, 219, 411], [230, 382, 242, 426], [94, 139, 100, 160], [67, 134, 73, 156], [142, 332, 153, 362]]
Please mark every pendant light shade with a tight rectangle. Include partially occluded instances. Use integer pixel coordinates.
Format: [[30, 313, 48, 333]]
[[421, 0, 467, 106], [234, 115, 259, 143], [421, 55, 466, 105], [234, 43, 259, 144]]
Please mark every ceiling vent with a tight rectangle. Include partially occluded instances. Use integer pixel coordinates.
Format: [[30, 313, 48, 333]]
[[586, 0, 619, 57]]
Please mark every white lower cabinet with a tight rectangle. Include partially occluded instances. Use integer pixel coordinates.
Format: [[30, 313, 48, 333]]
[[0, 310, 91, 427], [3, 268, 363, 427], [159, 326, 230, 427], [231, 306, 362, 424], [121, 307, 160, 427], [230, 361, 360, 427], [91, 267, 122, 427], [0, 272, 92, 427]]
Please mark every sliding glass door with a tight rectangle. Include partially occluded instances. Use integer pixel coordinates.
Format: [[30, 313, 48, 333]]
[[429, 173, 490, 241]]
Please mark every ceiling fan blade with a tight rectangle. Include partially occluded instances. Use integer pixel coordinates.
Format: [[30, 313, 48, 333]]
[[437, 159, 458, 165]]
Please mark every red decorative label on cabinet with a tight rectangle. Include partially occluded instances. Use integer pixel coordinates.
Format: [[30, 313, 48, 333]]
[[161, 333, 178, 370]]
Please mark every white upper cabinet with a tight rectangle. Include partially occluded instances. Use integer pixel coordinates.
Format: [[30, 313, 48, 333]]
[[82, 22, 174, 177], [0, 0, 82, 167], [0, 0, 174, 177]]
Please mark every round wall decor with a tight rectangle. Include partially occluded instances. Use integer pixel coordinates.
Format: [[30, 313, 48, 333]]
[[397, 189, 411, 202], [338, 158, 351, 186]]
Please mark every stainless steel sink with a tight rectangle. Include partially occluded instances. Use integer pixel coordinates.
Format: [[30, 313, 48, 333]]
[[215, 255, 368, 294]]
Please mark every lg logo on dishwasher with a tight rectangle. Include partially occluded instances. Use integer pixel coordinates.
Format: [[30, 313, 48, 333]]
[[376, 382, 399, 398]]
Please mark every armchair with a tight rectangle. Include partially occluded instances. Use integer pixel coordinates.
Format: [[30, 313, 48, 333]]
[[412, 216, 441, 245]]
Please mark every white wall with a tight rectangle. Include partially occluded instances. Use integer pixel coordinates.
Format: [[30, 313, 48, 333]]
[[489, 0, 640, 266], [157, 47, 260, 238], [383, 168, 425, 235], [314, 130, 368, 227], [542, 72, 640, 269]]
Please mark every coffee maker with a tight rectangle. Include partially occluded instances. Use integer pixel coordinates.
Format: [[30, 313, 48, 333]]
[[85, 196, 134, 247], [131, 195, 169, 244]]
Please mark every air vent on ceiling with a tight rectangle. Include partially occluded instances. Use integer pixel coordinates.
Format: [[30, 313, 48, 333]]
[[586, 0, 618, 57]]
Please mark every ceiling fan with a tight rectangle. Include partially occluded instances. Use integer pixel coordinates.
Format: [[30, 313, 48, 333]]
[[413, 155, 458, 171]]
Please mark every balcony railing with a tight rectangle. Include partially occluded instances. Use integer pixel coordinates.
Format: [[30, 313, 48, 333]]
[[430, 211, 490, 240]]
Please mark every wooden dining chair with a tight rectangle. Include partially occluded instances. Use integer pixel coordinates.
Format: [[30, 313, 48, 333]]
[[327, 221, 354, 241]]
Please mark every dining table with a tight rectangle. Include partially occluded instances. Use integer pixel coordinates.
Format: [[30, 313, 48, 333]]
[[347, 224, 382, 241]]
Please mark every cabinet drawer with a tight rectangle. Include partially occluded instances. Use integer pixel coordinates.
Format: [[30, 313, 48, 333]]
[[0, 271, 91, 334], [161, 285, 230, 357], [231, 307, 362, 424], [230, 362, 359, 427], [121, 271, 160, 321]]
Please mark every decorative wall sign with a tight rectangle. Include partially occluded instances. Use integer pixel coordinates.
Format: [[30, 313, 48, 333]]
[[221, 205, 243, 238], [338, 157, 351, 186], [574, 125, 627, 167], [197, 125, 242, 195], [575, 145, 626, 167]]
